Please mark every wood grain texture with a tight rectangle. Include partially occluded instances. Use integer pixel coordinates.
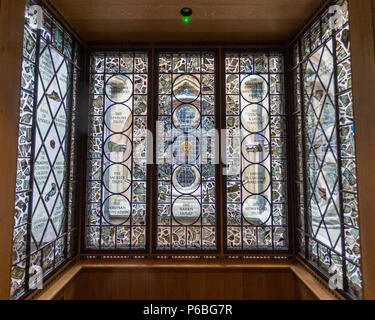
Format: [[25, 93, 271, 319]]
[[294, 277, 318, 300], [291, 263, 338, 300], [74, 268, 295, 300], [348, 0, 375, 300], [48, 0, 325, 44], [35, 260, 339, 300], [0, 0, 25, 300], [36, 263, 82, 300]]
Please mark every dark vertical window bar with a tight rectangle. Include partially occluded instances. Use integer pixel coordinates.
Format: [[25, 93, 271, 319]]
[[332, 24, 348, 293]]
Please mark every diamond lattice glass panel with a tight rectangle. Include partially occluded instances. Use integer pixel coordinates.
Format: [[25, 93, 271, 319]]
[[295, 0, 362, 299], [30, 41, 72, 256], [225, 52, 288, 250], [10, 0, 81, 300], [85, 51, 149, 250], [156, 51, 217, 250]]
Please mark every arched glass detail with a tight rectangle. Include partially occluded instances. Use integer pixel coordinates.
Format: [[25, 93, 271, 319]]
[[85, 51, 149, 250], [225, 51, 288, 250]]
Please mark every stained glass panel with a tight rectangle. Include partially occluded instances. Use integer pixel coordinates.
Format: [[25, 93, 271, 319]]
[[10, 0, 81, 299], [156, 51, 217, 250], [85, 51, 149, 250], [225, 52, 288, 250]]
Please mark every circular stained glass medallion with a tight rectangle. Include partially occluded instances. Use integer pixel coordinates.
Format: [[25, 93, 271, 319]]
[[241, 104, 269, 133], [172, 164, 200, 194], [242, 164, 271, 194], [242, 195, 271, 225], [241, 75, 268, 103], [172, 195, 201, 225], [241, 134, 270, 163], [103, 194, 131, 225], [106, 74, 133, 103], [103, 164, 131, 193], [104, 134, 132, 163], [172, 104, 200, 132], [105, 104, 132, 133], [172, 135, 200, 163]]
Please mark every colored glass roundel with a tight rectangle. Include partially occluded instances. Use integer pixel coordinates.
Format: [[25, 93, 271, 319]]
[[103, 164, 131, 193], [103, 194, 131, 225], [242, 164, 271, 194], [173, 104, 200, 132], [172, 195, 201, 225], [241, 134, 270, 163], [241, 75, 268, 103], [104, 134, 132, 163], [172, 164, 201, 193], [173, 135, 200, 163], [241, 104, 269, 133], [173, 74, 200, 103], [243, 195, 271, 225], [106, 75, 133, 103], [105, 104, 132, 133]]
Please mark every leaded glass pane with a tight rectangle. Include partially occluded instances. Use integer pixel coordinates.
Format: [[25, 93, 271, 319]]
[[225, 52, 288, 250], [156, 51, 217, 250], [294, 0, 362, 299], [85, 51, 149, 250], [10, 0, 81, 299]]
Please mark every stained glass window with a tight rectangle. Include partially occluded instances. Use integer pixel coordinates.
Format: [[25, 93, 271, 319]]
[[225, 52, 288, 251], [293, 0, 362, 299], [156, 51, 217, 250], [10, 0, 81, 299], [85, 51, 149, 250]]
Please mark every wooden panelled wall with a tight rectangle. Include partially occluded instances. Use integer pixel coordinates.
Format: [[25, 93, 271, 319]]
[[348, 0, 375, 300], [38, 262, 324, 300], [76, 268, 296, 300], [0, 0, 26, 300]]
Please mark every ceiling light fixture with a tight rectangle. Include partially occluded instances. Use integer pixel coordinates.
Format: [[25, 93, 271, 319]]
[[180, 7, 192, 24]]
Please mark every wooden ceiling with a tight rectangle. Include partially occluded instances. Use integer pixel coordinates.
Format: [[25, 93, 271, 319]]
[[48, 0, 325, 45]]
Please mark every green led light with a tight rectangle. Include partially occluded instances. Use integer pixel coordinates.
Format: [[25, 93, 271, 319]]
[[183, 16, 190, 24]]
